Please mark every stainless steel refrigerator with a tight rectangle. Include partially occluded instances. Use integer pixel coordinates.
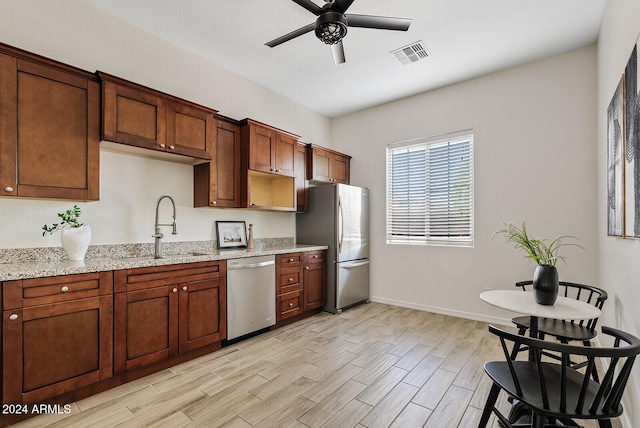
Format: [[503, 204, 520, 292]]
[[296, 183, 370, 313]]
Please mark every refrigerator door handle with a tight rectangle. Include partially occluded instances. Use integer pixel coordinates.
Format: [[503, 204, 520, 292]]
[[339, 259, 370, 268], [338, 197, 344, 253]]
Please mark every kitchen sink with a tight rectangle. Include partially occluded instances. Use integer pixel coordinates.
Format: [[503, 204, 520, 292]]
[[116, 252, 212, 262]]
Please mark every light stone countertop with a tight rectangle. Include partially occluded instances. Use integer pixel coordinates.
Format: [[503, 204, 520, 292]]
[[0, 242, 327, 282]]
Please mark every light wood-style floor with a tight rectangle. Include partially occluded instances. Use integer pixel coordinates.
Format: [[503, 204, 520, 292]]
[[11, 303, 623, 428]]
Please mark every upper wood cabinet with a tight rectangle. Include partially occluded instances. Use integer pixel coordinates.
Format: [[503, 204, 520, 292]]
[[98, 72, 216, 160], [241, 119, 299, 177], [308, 145, 351, 184], [0, 43, 100, 200], [295, 142, 308, 213], [194, 117, 242, 208]]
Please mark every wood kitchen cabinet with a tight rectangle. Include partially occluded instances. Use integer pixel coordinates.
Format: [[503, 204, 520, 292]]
[[304, 250, 327, 311], [276, 253, 304, 321], [99, 72, 216, 160], [308, 145, 351, 184], [295, 142, 309, 212], [2, 272, 113, 405], [194, 116, 242, 208], [241, 119, 299, 177], [113, 261, 226, 373], [0, 43, 100, 200]]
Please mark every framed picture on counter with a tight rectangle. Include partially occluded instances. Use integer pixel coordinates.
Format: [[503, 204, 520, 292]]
[[216, 221, 248, 249]]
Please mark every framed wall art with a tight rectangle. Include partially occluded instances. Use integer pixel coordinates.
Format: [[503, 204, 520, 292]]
[[608, 76, 624, 237], [215, 221, 248, 249]]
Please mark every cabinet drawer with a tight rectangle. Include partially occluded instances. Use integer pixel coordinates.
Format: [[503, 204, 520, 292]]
[[276, 252, 302, 268], [277, 290, 303, 320], [3, 271, 113, 309], [305, 251, 325, 264], [114, 261, 225, 293], [277, 267, 302, 295]]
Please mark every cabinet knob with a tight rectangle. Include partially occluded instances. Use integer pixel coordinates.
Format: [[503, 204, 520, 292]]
[[60, 286, 69, 293], [313, 255, 319, 259], [9, 314, 18, 321], [172, 288, 178, 293], [288, 278, 293, 282], [183, 286, 188, 291], [289, 302, 294, 307], [305, 267, 310, 270], [169, 145, 175, 150], [289, 258, 294, 262], [4, 186, 13, 192], [159, 143, 166, 148], [211, 201, 217, 205]]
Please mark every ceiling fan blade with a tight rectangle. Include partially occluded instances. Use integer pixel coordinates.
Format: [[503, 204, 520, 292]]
[[345, 14, 412, 31], [292, 0, 324, 16], [331, 41, 346, 65], [331, 0, 356, 14], [265, 23, 316, 47]]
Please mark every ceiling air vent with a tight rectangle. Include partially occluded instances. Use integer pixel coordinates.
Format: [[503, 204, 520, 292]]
[[391, 40, 430, 65]]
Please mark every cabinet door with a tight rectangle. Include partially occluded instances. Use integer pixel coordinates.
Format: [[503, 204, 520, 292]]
[[178, 278, 226, 353], [274, 132, 296, 177], [167, 101, 214, 159], [331, 152, 351, 184], [295, 142, 308, 212], [3, 296, 112, 404], [102, 80, 167, 151], [248, 124, 276, 173], [310, 147, 332, 182], [304, 253, 327, 311], [194, 119, 241, 208], [0, 54, 99, 200], [114, 286, 178, 374]]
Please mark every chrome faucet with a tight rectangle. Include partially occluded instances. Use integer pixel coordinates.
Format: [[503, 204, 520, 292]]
[[152, 195, 177, 259]]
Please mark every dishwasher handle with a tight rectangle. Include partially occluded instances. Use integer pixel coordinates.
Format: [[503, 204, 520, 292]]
[[228, 260, 275, 270]]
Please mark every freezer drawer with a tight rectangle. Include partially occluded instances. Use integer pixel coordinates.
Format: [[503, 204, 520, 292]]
[[336, 259, 370, 311]]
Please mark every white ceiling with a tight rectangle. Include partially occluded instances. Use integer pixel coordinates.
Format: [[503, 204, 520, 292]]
[[81, 0, 606, 118]]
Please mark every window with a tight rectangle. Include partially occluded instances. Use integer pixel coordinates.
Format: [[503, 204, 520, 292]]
[[386, 131, 474, 246]]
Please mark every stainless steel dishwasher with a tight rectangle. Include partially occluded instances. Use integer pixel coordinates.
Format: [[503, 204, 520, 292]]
[[227, 255, 276, 341]]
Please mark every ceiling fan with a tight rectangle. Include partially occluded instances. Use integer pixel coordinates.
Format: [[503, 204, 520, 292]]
[[265, 0, 412, 65]]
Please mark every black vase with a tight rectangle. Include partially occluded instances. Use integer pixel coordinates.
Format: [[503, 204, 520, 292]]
[[532, 265, 559, 305]]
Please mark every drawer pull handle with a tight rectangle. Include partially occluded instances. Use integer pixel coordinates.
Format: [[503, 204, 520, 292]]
[[9, 314, 18, 321], [4, 186, 14, 192], [183, 286, 188, 291], [288, 278, 293, 282], [289, 302, 294, 307], [172, 288, 178, 293], [61, 286, 69, 293]]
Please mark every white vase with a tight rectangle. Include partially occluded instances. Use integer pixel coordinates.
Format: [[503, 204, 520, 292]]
[[61, 225, 91, 261]]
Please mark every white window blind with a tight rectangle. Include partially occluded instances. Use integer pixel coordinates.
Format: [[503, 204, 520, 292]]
[[386, 132, 474, 246]]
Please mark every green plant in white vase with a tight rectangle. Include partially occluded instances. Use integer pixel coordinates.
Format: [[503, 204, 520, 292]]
[[42, 205, 91, 261], [493, 221, 583, 305]]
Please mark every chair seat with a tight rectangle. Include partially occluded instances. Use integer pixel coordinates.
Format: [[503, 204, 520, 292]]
[[484, 361, 623, 419], [512, 316, 597, 342]]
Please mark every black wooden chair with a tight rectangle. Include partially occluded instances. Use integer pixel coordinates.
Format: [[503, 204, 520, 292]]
[[479, 325, 640, 428], [511, 281, 607, 378]]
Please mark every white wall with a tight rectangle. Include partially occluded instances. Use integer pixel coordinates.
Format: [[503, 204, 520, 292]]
[[597, 1, 640, 425], [0, 0, 330, 249], [331, 45, 598, 324]]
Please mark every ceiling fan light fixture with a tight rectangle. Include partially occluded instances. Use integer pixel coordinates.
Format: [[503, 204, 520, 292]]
[[315, 12, 348, 45]]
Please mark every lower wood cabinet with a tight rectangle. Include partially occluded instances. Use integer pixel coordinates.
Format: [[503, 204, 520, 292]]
[[113, 261, 226, 374], [275, 250, 326, 322], [304, 251, 327, 311], [2, 272, 113, 405]]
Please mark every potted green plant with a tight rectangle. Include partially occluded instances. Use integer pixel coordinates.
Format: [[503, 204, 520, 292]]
[[493, 221, 583, 305], [42, 205, 91, 261]]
